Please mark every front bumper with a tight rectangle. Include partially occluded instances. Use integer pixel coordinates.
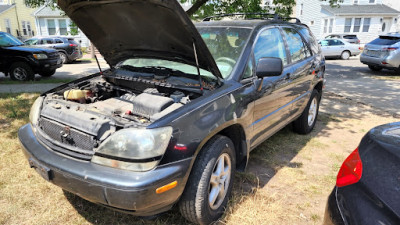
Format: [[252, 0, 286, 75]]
[[34, 58, 63, 72], [18, 124, 191, 216]]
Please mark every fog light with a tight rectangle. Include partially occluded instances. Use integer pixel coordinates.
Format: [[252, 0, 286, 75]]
[[44, 64, 50, 67], [156, 181, 178, 194]]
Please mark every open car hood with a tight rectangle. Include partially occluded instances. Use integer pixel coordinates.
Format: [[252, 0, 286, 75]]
[[58, 0, 222, 79]]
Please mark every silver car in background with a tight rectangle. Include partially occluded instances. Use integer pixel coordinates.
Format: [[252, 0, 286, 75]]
[[361, 33, 400, 71], [319, 39, 361, 60], [325, 34, 360, 44]]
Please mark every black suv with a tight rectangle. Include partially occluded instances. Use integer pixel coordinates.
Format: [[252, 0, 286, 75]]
[[24, 36, 82, 64], [0, 32, 62, 81], [18, 1, 325, 224]]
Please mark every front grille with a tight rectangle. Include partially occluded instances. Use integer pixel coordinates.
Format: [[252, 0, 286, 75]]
[[38, 117, 96, 159]]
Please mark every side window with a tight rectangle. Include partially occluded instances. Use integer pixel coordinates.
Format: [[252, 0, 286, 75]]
[[336, 40, 344, 45], [282, 27, 308, 63], [254, 28, 287, 66], [55, 39, 63, 44], [298, 27, 319, 55], [320, 40, 329, 46], [42, 38, 54, 44]]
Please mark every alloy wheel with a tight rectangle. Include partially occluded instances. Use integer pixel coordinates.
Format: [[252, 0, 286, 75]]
[[209, 153, 231, 210], [308, 97, 318, 126]]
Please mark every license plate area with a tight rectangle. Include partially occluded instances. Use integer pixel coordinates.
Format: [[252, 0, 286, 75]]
[[29, 158, 52, 181]]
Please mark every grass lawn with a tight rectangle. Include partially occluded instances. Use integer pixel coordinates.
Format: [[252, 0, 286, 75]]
[[0, 93, 396, 224]]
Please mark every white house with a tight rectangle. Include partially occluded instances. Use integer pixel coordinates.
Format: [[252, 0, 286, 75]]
[[32, 6, 90, 47], [296, 0, 400, 44]]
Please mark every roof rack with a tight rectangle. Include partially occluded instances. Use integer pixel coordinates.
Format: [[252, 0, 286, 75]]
[[202, 13, 301, 24]]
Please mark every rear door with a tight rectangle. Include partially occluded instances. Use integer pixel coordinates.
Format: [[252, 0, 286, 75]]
[[281, 27, 313, 115], [329, 39, 346, 56], [250, 27, 294, 148]]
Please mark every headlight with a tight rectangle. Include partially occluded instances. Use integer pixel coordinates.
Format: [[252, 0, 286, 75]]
[[29, 97, 43, 128], [33, 53, 48, 60], [92, 127, 173, 171]]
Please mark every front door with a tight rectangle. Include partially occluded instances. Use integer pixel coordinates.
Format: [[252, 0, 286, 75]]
[[250, 27, 294, 148], [381, 18, 392, 34]]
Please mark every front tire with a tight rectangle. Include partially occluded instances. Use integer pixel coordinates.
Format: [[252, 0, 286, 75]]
[[368, 65, 383, 71], [9, 62, 34, 81], [341, 51, 350, 60], [293, 89, 321, 134], [179, 135, 236, 225]]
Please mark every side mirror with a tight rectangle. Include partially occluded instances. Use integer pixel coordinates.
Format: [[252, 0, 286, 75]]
[[256, 57, 283, 78]]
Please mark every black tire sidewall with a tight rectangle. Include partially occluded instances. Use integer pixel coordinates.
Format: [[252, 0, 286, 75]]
[[59, 52, 68, 64], [9, 62, 34, 81], [293, 89, 321, 134], [180, 135, 236, 225]]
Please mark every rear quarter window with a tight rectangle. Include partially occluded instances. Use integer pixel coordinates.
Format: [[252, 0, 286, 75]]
[[68, 39, 79, 45], [297, 26, 320, 55], [343, 35, 357, 39], [370, 36, 400, 45]]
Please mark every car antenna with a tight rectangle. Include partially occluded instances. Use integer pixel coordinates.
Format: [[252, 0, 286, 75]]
[[94, 55, 103, 76], [193, 42, 204, 94]]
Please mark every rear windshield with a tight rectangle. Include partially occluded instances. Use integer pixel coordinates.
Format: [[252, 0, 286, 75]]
[[370, 36, 400, 45], [343, 35, 357, 39], [68, 39, 79, 45]]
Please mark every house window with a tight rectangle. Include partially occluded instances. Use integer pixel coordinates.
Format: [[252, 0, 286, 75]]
[[363, 18, 371, 32], [369, 0, 375, 3], [344, 18, 352, 33], [353, 18, 361, 32], [4, 19, 11, 34], [353, 0, 358, 4], [47, 19, 56, 35], [329, 19, 334, 33], [310, 20, 314, 26], [22, 21, 27, 36], [58, 19, 67, 35]]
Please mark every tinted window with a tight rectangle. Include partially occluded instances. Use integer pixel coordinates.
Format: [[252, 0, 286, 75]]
[[343, 35, 357, 39], [254, 28, 287, 66], [68, 39, 79, 45], [41, 38, 54, 44], [282, 28, 307, 63], [369, 36, 400, 45], [55, 39, 63, 44], [297, 27, 317, 55], [328, 40, 344, 46]]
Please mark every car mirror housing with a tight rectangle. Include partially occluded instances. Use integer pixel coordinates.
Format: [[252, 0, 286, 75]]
[[256, 57, 283, 78]]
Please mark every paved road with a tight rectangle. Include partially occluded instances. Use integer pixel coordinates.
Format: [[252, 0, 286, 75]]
[[0, 59, 109, 93], [324, 57, 400, 115]]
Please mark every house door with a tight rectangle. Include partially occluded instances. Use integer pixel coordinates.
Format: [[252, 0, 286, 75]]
[[381, 18, 392, 34]]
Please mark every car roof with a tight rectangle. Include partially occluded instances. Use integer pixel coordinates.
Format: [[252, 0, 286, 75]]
[[327, 34, 358, 37]]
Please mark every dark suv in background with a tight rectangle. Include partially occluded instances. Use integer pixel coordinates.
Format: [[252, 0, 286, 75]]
[[0, 32, 62, 81], [19, 1, 325, 224], [24, 36, 82, 64], [325, 34, 360, 44]]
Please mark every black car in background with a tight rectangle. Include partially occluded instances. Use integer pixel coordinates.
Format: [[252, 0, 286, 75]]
[[0, 32, 62, 81], [24, 36, 82, 64], [18, 0, 325, 224], [324, 122, 400, 225]]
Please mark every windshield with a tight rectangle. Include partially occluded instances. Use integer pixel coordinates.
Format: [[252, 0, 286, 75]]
[[0, 33, 23, 47], [24, 38, 39, 45], [118, 27, 251, 79]]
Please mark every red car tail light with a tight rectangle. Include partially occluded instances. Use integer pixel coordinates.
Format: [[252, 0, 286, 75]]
[[383, 47, 398, 51], [69, 44, 77, 47], [336, 148, 363, 187]]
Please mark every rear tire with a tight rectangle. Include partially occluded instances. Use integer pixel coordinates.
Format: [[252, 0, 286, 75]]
[[293, 89, 321, 134], [9, 62, 34, 81], [341, 51, 351, 60], [368, 65, 383, 71], [59, 52, 68, 64], [39, 70, 56, 77], [179, 135, 236, 225]]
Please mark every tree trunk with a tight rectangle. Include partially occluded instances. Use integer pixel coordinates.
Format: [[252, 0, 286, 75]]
[[186, 0, 209, 16]]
